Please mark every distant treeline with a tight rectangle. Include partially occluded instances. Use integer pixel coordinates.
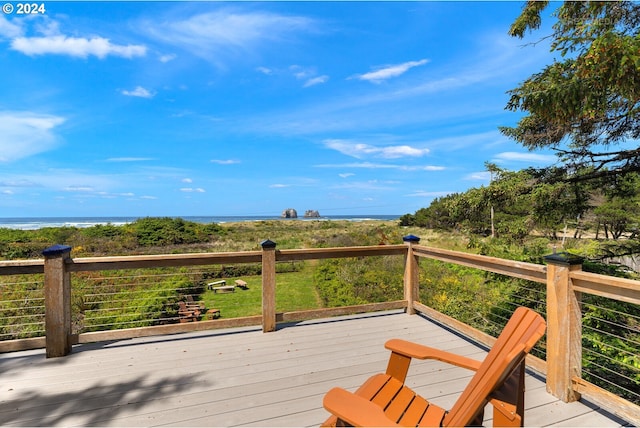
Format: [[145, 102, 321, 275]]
[[399, 168, 640, 242]]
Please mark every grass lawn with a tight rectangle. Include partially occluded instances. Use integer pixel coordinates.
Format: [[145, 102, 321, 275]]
[[198, 262, 322, 319]]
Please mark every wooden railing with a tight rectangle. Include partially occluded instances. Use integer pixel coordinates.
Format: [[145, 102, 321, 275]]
[[1, 236, 639, 425]]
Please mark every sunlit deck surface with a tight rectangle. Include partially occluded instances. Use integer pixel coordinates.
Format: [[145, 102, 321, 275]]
[[0, 310, 630, 427]]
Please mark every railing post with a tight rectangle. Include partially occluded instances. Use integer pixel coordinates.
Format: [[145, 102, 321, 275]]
[[261, 239, 277, 332], [42, 244, 73, 358], [544, 251, 584, 402], [403, 235, 420, 315]]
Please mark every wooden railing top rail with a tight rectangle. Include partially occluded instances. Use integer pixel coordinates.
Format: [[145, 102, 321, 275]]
[[412, 245, 547, 283], [276, 245, 406, 261], [67, 251, 263, 272], [0, 259, 44, 275], [571, 270, 640, 305], [0, 245, 409, 275]]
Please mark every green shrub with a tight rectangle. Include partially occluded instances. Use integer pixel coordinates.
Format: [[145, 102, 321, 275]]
[[314, 256, 404, 307], [81, 224, 123, 239]]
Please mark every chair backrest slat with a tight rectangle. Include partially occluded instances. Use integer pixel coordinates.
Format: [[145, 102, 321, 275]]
[[443, 307, 546, 427]]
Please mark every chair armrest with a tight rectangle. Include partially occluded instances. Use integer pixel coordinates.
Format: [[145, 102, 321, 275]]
[[385, 339, 482, 371], [323, 387, 400, 427]]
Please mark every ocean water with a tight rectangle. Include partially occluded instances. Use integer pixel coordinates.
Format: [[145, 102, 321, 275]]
[[0, 215, 400, 230]]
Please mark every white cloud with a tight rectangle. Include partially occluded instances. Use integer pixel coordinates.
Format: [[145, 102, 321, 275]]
[[354, 59, 429, 83], [106, 157, 154, 162], [493, 151, 556, 164], [466, 171, 491, 181], [0, 111, 65, 162], [316, 162, 443, 171], [304, 75, 329, 87], [95, 191, 146, 200], [0, 16, 23, 39], [324, 139, 429, 159], [143, 10, 314, 65], [180, 187, 205, 193], [257, 66, 273, 75], [181, 178, 193, 183], [159, 53, 176, 63], [0, 169, 151, 201], [33, 18, 60, 37], [289, 65, 328, 88], [316, 162, 393, 169], [399, 165, 447, 171], [331, 180, 396, 191], [121, 86, 155, 98], [140, 195, 158, 200], [0, 179, 39, 187], [11, 35, 147, 58], [420, 131, 508, 152], [211, 159, 240, 165], [380, 145, 430, 158], [270, 184, 290, 188], [290, 64, 312, 80], [2, 189, 14, 195], [338, 173, 355, 178], [65, 186, 95, 192]]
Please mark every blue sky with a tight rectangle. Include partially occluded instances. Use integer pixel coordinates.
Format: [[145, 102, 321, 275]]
[[0, 1, 559, 218]]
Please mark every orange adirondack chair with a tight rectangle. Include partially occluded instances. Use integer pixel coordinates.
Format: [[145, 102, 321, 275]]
[[322, 307, 546, 427]]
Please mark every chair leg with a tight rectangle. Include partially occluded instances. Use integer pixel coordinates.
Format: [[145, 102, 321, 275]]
[[335, 418, 351, 427], [321, 415, 351, 427]]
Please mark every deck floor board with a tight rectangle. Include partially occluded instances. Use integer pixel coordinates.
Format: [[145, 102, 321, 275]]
[[0, 310, 629, 427]]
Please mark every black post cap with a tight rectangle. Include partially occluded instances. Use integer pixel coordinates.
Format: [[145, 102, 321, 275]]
[[402, 234, 421, 243], [42, 244, 72, 257], [543, 251, 584, 265], [260, 239, 277, 249]]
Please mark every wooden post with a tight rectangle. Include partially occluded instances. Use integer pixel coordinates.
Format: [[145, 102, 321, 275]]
[[261, 239, 277, 333], [403, 235, 420, 315], [42, 244, 73, 358], [544, 251, 583, 402]]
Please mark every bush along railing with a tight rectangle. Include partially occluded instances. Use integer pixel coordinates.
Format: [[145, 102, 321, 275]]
[[0, 236, 638, 424]]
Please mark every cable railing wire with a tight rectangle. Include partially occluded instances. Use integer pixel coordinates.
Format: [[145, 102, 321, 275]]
[[583, 323, 639, 345], [583, 349, 640, 382], [68, 267, 261, 334]]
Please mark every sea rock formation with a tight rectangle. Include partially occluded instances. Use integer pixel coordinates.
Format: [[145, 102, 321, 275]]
[[303, 210, 320, 218], [281, 208, 298, 218]]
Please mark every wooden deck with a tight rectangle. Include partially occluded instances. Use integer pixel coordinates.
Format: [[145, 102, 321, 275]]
[[0, 310, 630, 427]]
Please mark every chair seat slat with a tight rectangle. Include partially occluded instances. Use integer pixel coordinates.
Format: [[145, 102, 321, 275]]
[[398, 394, 429, 426], [386, 385, 418, 422], [418, 405, 447, 427], [371, 376, 404, 408]]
